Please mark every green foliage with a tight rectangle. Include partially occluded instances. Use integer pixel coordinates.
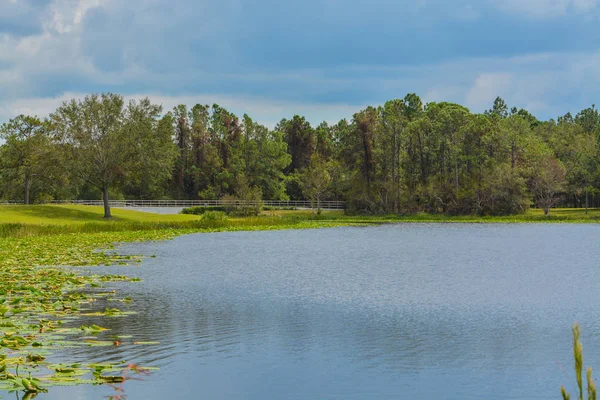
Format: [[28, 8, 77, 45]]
[[300, 154, 332, 214], [49, 94, 176, 218], [201, 211, 228, 223], [2, 93, 600, 216], [181, 206, 228, 215]]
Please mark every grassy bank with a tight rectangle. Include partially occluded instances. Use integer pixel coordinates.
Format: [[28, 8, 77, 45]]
[[2, 205, 599, 240], [264, 207, 600, 223]]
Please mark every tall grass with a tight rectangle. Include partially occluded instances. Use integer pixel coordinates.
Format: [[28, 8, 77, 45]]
[[561, 323, 597, 400], [0, 214, 344, 238]]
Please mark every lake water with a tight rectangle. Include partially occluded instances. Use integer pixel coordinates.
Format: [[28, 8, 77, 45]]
[[32, 224, 600, 399]]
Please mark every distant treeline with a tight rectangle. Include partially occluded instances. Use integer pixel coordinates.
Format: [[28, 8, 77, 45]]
[[1, 93, 599, 217]]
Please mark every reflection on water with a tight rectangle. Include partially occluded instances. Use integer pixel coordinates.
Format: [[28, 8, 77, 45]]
[[25, 224, 600, 399]]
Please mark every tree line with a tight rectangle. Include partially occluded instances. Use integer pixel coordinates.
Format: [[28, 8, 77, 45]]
[[1, 93, 599, 218]]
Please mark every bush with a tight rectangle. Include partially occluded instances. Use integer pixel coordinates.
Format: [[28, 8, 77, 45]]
[[181, 206, 228, 215], [262, 206, 297, 211], [201, 211, 228, 222]]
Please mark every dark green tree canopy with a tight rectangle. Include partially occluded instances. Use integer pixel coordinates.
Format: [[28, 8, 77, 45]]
[[2, 92, 600, 216]]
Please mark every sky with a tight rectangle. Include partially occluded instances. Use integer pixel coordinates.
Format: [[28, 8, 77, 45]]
[[1, 0, 600, 127]]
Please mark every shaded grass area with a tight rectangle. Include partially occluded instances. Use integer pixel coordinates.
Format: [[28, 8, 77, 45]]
[[0, 205, 199, 224], [0, 205, 354, 238]]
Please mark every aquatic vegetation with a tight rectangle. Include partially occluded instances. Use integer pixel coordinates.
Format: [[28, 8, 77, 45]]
[[0, 212, 362, 395], [0, 230, 178, 395], [106, 363, 153, 400], [561, 323, 597, 400]]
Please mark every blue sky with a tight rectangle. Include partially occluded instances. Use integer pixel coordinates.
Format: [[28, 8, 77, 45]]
[[1, 0, 600, 127]]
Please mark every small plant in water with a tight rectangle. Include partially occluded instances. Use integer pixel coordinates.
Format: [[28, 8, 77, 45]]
[[106, 363, 151, 400], [561, 323, 597, 400]]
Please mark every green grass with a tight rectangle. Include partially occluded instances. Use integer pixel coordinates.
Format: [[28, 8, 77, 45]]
[[0, 205, 202, 238], [0, 205, 355, 238], [267, 207, 600, 223], [0, 205, 598, 239], [0, 205, 200, 225]]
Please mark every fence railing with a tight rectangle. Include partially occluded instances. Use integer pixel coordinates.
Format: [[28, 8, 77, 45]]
[[2, 199, 346, 210]]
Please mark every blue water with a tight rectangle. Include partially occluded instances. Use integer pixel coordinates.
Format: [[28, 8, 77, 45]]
[[32, 224, 600, 399]]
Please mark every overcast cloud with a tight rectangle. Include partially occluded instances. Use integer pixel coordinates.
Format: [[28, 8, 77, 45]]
[[1, 0, 599, 126]]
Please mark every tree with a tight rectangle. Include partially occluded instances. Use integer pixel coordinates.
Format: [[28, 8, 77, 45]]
[[172, 104, 192, 198], [485, 96, 509, 119], [575, 105, 600, 136], [242, 115, 290, 200], [380, 99, 408, 212], [300, 154, 332, 214], [477, 163, 529, 215], [278, 115, 315, 174], [530, 156, 566, 215], [233, 175, 263, 216], [499, 115, 532, 169], [50, 93, 174, 218], [0, 115, 51, 204], [122, 100, 178, 199]]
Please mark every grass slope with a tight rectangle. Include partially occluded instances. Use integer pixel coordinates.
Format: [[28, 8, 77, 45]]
[[0, 205, 200, 225], [0, 205, 598, 239], [268, 208, 600, 223]]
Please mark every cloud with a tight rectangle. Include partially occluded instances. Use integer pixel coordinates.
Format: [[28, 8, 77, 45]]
[[4, 50, 600, 125], [0, 92, 365, 129], [0, 0, 599, 126], [465, 73, 513, 109], [0, 0, 52, 36], [455, 4, 481, 21], [492, 0, 599, 18]]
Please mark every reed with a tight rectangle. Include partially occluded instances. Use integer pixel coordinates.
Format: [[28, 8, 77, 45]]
[[561, 323, 597, 400]]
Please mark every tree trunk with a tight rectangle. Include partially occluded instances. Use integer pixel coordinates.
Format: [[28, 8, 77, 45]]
[[454, 157, 459, 192], [102, 185, 112, 219], [586, 191, 589, 215], [24, 174, 31, 205], [317, 195, 321, 215], [511, 142, 516, 169], [544, 206, 549, 215]]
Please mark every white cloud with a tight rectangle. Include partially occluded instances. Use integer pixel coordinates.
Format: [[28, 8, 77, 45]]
[[492, 0, 598, 18], [5, 49, 600, 125], [465, 73, 513, 109], [455, 4, 481, 20], [1, 0, 600, 126], [0, 92, 365, 129]]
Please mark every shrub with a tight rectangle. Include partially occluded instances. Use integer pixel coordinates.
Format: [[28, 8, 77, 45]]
[[181, 206, 228, 215], [201, 211, 228, 222], [262, 206, 297, 211]]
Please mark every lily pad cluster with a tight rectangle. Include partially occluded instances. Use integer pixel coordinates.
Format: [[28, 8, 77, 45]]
[[0, 219, 355, 396], [0, 230, 177, 395]]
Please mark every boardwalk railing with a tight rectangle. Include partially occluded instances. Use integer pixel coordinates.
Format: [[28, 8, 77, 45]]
[[3, 199, 346, 210]]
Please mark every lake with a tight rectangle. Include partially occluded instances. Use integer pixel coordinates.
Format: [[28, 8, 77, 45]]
[[35, 223, 600, 399]]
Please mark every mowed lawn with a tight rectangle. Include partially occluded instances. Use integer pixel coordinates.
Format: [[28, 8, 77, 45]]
[[0, 204, 200, 225]]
